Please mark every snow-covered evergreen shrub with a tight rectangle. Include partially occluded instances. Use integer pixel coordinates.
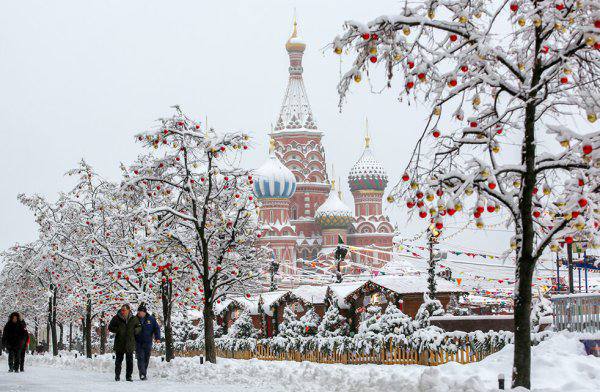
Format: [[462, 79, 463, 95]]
[[317, 303, 349, 338], [227, 311, 259, 339], [414, 294, 444, 328], [298, 307, 321, 337], [531, 296, 553, 332], [357, 304, 383, 335], [277, 306, 302, 338], [380, 303, 415, 336]]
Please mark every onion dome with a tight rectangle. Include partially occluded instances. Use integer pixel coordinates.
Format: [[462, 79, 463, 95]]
[[253, 140, 297, 199], [315, 181, 353, 229], [348, 132, 388, 192], [285, 19, 306, 52]]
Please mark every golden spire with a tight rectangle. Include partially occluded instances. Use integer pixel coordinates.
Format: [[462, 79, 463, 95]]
[[286, 12, 306, 52], [364, 117, 371, 148], [330, 164, 336, 190], [338, 176, 343, 199], [268, 138, 276, 154]]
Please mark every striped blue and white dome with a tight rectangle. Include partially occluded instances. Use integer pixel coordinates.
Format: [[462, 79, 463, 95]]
[[253, 153, 297, 199]]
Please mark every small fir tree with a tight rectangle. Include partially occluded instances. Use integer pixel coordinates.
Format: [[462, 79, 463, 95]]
[[415, 294, 444, 328], [227, 311, 259, 339], [530, 296, 553, 333], [379, 303, 415, 336], [298, 307, 321, 337], [357, 304, 384, 335], [277, 306, 302, 338], [317, 303, 349, 337]]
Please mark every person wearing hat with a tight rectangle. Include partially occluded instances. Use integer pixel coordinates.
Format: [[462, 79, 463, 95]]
[[135, 304, 160, 380]]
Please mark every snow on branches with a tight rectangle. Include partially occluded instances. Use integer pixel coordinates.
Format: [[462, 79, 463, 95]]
[[333, 1, 599, 387]]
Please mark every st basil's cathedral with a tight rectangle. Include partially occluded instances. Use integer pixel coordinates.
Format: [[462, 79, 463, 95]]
[[252, 21, 395, 278]]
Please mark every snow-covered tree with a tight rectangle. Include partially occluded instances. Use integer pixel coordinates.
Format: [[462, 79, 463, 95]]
[[227, 310, 259, 339], [380, 303, 416, 337], [531, 295, 553, 332], [277, 306, 302, 338], [333, 1, 600, 387], [415, 294, 444, 328], [357, 304, 384, 335], [124, 107, 268, 363], [317, 303, 349, 337], [298, 307, 321, 337]]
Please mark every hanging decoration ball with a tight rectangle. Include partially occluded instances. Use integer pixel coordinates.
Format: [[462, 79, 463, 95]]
[[403, 26, 411, 36], [432, 129, 441, 138], [449, 34, 458, 42], [334, 47, 342, 55], [583, 144, 593, 155], [533, 18, 542, 27], [428, 10, 435, 19], [433, 106, 441, 116], [488, 182, 497, 190], [492, 145, 501, 153], [419, 210, 427, 218], [406, 81, 415, 90], [550, 242, 559, 252], [585, 36, 596, 47], [402, 173, 410, 182], [410, 181, 419, 190], [578, 198, 588, 208], [518, 18, 526, 27], [487, 205, 495, 213], [476, 219, 484, 229], [448, 79, 458, 87], [435, 221, 443, 230], [353, 73, 362, 83], [595, 20, 600, 29], [361, 33, 371, 40], [565, 236, 574, 244], [587, 113, 597, 123], [369, 56, 378, 63], [510, 2, 518, 12], [533, 210, 541, 218], [459, 15, 468, 24], [386, 195, 395, 203], [461, 65, 469, 73], [369, 47, 378, 55], [418, 72, 426, 81], [560, 76, 568, 84], [393, 52, 403, 61]]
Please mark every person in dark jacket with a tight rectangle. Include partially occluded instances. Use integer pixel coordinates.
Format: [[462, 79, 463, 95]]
[[2, 312, 27, 372], [108, 304, 141, 381], [19, 318, 29, 372], [135, 304, 161, 380]]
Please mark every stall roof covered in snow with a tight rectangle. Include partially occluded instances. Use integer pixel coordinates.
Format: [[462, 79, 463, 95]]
[[259, 290, 291, 315], [291, 285, 328, 305], [215, 296, 260, 316]]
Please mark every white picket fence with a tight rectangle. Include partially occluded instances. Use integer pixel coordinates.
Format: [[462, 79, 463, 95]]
[[551, 293, 600, 332]]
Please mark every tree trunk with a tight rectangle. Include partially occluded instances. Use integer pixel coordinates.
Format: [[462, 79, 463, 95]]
[[85, 298, 92, 358], [203, 305, 216, 363], [100, 312, 107, 355], [161, 277, 174, 361], [50, 285, 58, 356], [59, 323, 64, 350], [69, 323, 73, 352], [512, 99, 538, 389]]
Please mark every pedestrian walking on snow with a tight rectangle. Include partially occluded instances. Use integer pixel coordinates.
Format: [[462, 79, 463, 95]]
[[135, 304, 161, 380], [19, 318, 29, 372], [2, 312, 27, 373], [108, 304, 141, 382]]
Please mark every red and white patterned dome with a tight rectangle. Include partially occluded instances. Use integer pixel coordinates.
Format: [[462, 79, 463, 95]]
[[348, 135, 388, 192]]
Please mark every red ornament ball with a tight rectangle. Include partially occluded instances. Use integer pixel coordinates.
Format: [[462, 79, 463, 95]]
[[582, 144, 593, 155]]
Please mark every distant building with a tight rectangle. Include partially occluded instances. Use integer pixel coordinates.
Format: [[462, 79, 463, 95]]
[[253, 21, 394, 278]]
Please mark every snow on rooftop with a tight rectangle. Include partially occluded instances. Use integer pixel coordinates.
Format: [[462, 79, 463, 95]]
[[291, 285, 328, 304], [260, 290, 290, 315], [373, 274, 464, 295]]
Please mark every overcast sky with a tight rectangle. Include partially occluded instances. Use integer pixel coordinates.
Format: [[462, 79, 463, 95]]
[[0, 0, 516, 255]]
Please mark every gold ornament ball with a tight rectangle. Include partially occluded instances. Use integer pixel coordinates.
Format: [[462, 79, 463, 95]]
[[588, 113, 597, 123], [428, 10, 435, 19], [518, 18, 526, 27], [459, 16, 468, 24], [369, 47, 377, 55], [386, 195, 395, 203], [334, 47, 342, 55], [403, 26, 411, 36], [354, 74, 362, 83]]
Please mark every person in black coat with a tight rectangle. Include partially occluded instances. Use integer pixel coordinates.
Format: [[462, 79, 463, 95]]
[[2, 312, 27, 372], [135, 304, 161, 380], [19, 318, 29, 372], [108, 304, 141, 382]]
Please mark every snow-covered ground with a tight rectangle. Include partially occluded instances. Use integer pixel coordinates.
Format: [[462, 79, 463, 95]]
[[1, 332, 599, 391]]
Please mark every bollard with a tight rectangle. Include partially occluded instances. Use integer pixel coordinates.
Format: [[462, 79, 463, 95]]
[[94, 354, 97, 358], [75, 353, 78, 358], [498, 373, 505, 390], [59, 354, 62, 358], [199, 356, 204, 364], [161, 356, 165, 362], [112, 355, 115, 359]]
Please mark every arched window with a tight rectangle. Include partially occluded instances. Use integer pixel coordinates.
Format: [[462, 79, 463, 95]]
[[302, 249, 309, 260], [291, 205, 298, 220]]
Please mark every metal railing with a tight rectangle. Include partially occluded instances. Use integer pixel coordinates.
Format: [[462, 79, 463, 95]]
[[551, 293, 600, 332]]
